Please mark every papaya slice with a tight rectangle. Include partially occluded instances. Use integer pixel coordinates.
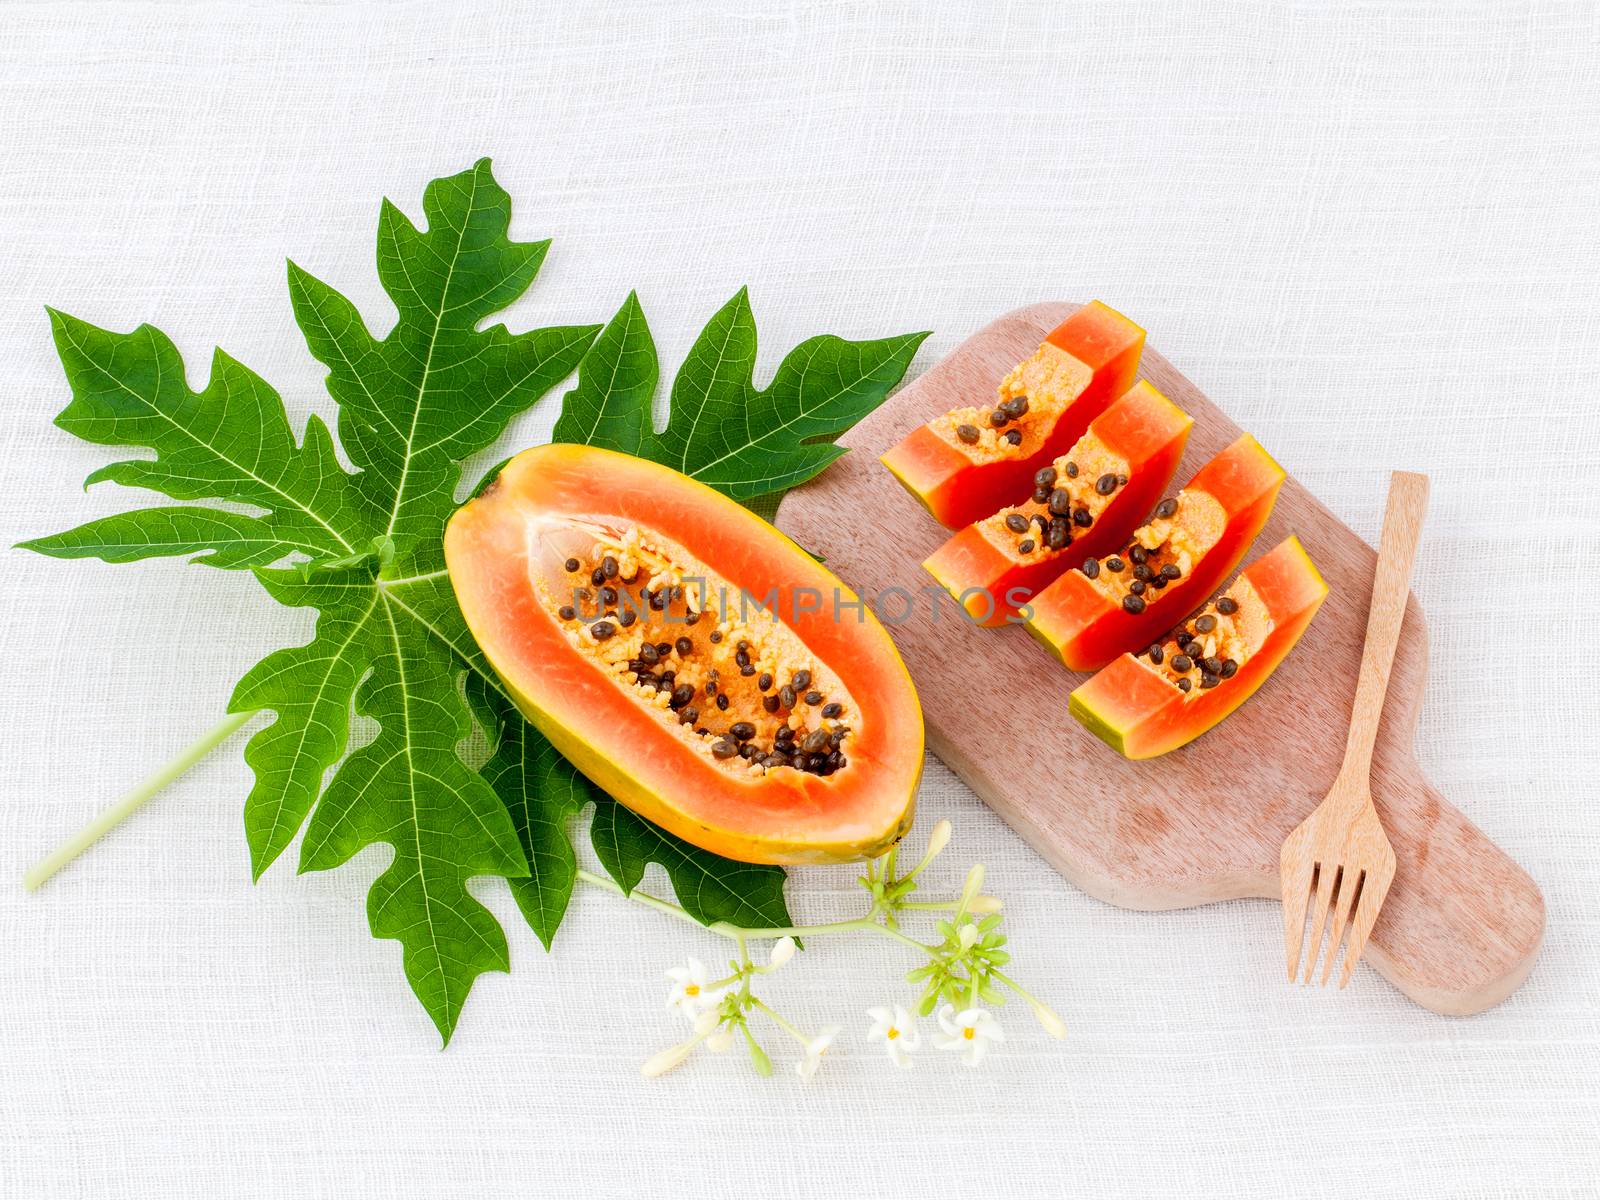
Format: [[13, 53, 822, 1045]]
[[1025, 434, 1285, 671], [880, 301, 1145, 529], [444, 444, 923, 865], [1069, 537, 1327, 758], [922, 380, 1192, 626]]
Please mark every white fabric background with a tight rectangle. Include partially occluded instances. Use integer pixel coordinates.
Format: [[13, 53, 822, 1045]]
[[2, 2, 1597, 1197]]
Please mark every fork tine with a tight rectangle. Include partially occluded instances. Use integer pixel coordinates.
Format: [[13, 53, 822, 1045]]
[[1339, 870, 1391, 988], [1302, 863, 1341, 984], [1281, 859, 1315, 981], [1320, 868, 1365, 986]]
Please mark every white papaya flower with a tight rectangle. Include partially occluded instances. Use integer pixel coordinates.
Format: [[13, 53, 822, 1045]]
[[935, 1004, 1004, 1067], [865, 1004, 920, 1067], [665, 957, 722, 1016], [794, 1026, 840, 1080]]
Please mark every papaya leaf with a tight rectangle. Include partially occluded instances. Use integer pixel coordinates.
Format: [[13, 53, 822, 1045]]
[[555, 287, 930, 502], [25, 160, 597, 1044], [19, 505, 313, 568], [591, 800, 793, 931], [20, 316, 374, 566], [550, 290, 657, 456], [23, 158, 925, 1040], [467, 672, 598, 950]]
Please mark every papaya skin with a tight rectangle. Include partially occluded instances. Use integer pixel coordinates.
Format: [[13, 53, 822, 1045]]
[[1025, 435, 1286, 671], [500, 673, 917, 865], [922, 381, 1193, 627], [880, 301, 1145, 529], [1069, 537, 1328, 759], [445, 444, 924, 865]]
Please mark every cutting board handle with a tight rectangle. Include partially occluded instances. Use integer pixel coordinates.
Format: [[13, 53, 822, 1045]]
[[1362, 760, 1544, 1015]]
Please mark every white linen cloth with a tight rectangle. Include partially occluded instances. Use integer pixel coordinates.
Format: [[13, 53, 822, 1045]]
[[1, 2, 1596, 1196]]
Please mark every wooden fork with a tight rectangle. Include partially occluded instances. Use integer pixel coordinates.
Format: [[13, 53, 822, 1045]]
[[1281, 471, 1428, 987]]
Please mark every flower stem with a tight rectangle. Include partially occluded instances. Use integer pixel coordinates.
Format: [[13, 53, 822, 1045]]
[[573, 868, 710, 929], [23, 709, 256, 892], [713, 916, 879, 939], [989, 967, 1047, 1009], [750, 997, 810, 1046], [572, 869, 936, 952], [861, 921, 936, 953]]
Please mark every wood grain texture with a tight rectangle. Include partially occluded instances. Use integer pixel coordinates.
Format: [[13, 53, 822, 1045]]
[[775, 303, 1544, 1016]]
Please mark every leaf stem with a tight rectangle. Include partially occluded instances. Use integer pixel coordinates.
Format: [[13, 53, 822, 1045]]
[[23, 709, 256, 891], [25, 735, 948, 972]]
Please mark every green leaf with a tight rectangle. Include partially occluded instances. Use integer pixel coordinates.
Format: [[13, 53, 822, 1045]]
[[288, 164, 598, 570], [555, 286, 929, 502], [42, 312, 372, 562], [27, 160, 595, 1044], [19, 506, 311, 568], [469, 673, 597, 949], [229, 566, 378, 878], [25, 158, 925, 1042], [296, 592, 526, 1041], [590, 800, 792, 930], [374, 542, 794, 941], [551, 290, 657, 455]]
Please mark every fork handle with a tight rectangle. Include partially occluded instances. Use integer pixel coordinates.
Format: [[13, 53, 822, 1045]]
[[1338, 471, 1430, 792]]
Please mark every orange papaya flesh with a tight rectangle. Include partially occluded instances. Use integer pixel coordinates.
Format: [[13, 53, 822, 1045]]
[[1025, 433, 1285, 671], [1069, 537, 1327, 758], [922, 380, 1192, 627], [880, 301, 1144, 529], [444, 444, 923, 865]]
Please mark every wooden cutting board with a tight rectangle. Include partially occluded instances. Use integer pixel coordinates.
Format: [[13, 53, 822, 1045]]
[[775, 302, 1544, 1016]]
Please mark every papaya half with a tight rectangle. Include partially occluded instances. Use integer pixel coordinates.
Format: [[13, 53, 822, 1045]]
[[922, 380, 1192, 626], [1070, 536, 1327, 758], [880, 301, 1145, 529], [1025, 433, 1285, 671], [444, 444, 923, 865]]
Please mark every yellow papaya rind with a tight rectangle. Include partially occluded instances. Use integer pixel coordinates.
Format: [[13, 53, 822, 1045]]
[[446, 443, 925, 865], [1068, 537, 1328, 760]]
